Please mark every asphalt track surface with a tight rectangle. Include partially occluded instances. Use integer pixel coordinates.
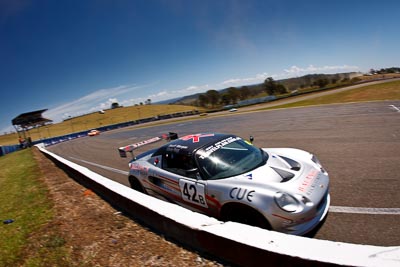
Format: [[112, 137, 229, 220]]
[[47, 100, 400, 246]]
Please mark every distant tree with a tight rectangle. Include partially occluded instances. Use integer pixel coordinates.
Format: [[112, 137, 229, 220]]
[[264, 77, 288, 95], [316, 78, 329, 88], [303, 75, 312, 87], [382, 67, 400, 73], [377, 68, 385, 74], [276, 84, 288, 94], [198, 94, 208, 107], [240, 86, 251, 100], [221, 94, 231, 105], [386, 68, 395, 73], [264, 77, 276, 95], [145, 99, 152, 105], [206, 89, 220, 107], [111, 102, 120, 109], [227, 87, 240, 104]]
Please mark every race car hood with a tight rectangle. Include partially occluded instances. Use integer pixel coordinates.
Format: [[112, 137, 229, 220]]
[[233, 148, 330, 203], [232, 148, 329, 193], [238, 164, 284, 183], [223, 154, 329, 210], [237, 149, 304, 184]]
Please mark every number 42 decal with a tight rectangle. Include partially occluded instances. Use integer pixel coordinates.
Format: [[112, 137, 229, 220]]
[[179, 179, 208, 208]]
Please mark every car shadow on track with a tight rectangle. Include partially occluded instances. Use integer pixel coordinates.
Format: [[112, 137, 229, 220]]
[[304, 213, 329, 239]]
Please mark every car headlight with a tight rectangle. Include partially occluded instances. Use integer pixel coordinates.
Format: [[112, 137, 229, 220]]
[[274, 192, 300, 212]]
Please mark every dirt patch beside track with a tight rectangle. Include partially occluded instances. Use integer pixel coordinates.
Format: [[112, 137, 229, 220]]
[[31, 148, 224, 266]]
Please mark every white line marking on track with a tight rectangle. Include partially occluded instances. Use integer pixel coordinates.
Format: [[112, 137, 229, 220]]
[[69, 157, 129, 175], [389, 105, 400, 112], [69, 157, 400, 216], [330, 206, 400, 215]]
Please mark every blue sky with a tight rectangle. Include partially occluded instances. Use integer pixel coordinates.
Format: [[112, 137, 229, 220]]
[[1, 0, 399, 134]]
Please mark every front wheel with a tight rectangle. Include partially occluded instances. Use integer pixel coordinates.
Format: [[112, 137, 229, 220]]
[[222, 205, 271, 230]]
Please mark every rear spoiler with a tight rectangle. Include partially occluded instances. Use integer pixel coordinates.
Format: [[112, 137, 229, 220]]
[[118, 132, 178, 158]]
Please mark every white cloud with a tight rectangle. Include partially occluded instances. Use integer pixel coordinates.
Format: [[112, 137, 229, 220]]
[[95, 98, 119, 112], [221, 78, 242, 85], [218, 65, 360, 89], [176, 85, 210, 94], [219, 72, 270, 87], [284, 64, 359, 76], [149, 91, 168, 98], [44, 84, 149, 122]]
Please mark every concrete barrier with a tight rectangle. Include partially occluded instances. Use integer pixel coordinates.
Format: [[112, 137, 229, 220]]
[[36, 144, 400, 267]]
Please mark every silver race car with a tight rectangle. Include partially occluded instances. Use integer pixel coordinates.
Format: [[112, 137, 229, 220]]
[[118, 132, 330, 235]]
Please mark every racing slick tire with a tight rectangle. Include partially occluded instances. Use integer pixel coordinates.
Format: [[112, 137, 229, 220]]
[[128, 176, 146, 194], [221, 203, 271, 230]]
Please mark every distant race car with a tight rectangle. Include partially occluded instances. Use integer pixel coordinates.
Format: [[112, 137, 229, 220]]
[[118, 132, 330, 235], [88, 129, 100, 136]]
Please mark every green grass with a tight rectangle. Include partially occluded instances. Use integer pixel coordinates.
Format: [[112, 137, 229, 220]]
[[262, 80, 400, 110], [0, 149, 70, 266]]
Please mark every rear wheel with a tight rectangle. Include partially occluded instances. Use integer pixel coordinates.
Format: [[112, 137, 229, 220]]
[[128, 176, 146, 194]]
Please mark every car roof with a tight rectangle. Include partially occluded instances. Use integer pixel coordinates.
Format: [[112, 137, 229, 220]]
[[154, 133, 235, 156]]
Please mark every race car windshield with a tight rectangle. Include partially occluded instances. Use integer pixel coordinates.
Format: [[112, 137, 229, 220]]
[[195, 137, 267, 180]]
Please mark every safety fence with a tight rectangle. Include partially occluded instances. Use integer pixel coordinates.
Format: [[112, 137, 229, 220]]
[[0, 110, 200, 157], [0, 144, 20, 157]]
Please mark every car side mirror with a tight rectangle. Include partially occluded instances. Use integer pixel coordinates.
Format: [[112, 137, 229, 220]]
[[250, 135, 254, 144]]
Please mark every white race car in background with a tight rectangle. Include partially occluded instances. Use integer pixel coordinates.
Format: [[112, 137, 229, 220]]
[[88, 129, 100, 136], [118, 132, 330, 235]]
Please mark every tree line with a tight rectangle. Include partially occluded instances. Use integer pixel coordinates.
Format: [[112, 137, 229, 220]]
[[196, 77, 288, 108], [194, 71, 377, 108], [369, 67, 400, 74]]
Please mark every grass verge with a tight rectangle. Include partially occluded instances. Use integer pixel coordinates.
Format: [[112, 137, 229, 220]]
[[262, 80, 400, 110], [0, 149, 70, 266]]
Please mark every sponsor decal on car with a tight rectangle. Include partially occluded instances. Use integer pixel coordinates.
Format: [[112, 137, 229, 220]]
[[180, 133, 215, 143], [298, 169, 322, 196], [130, 163, 149, 176], [166, 144, 189, 152], [244, 173, 253, 180], [199, 136, 241, 159], [229, 187, 255, 202]]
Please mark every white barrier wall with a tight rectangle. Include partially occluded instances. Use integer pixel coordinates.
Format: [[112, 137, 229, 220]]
[[37, 144, 400, 267]]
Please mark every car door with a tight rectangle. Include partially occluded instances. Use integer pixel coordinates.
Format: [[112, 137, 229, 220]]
[[149, 150, 212, 213]]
